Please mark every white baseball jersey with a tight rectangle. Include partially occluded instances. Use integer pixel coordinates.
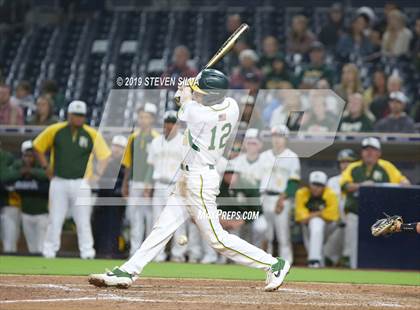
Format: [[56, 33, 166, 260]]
[[147, 132, 184, 182], [259, 148, 301, 193], [232, 154, 265, 187], [327, 174, 345, 214], [178, 97, 239, 168]]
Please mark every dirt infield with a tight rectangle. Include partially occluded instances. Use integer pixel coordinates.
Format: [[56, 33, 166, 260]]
[[0, 275, 419, 310]]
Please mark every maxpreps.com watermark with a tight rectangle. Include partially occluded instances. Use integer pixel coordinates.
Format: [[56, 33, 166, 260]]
[[198, 209, 260, 221]]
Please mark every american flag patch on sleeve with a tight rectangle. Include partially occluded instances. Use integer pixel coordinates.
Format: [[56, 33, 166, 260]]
[[218, 113, 226, 121]]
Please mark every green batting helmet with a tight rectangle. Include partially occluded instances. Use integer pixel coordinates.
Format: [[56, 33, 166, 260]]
[[188, 68, 229, 105]]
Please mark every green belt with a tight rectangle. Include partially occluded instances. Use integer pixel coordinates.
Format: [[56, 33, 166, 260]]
[[180, 163, 215, 171]]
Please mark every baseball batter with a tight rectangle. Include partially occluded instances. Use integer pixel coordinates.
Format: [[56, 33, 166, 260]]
[[147, 110, 201, 262], [89, 69, 290, 291]]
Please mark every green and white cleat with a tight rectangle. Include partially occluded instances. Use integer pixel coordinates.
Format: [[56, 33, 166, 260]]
[[88, 267, 138, 289], [264, 258, 291, 292]]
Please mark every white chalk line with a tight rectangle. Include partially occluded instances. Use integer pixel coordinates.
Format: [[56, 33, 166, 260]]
[[0, 282, 409, 308]]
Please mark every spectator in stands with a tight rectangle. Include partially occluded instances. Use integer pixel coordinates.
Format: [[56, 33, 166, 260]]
[[411, 100, 420, 124], [333, 63, 363, 103], [363, 69, 387, 110], [161, 45, 198, 91], [297, 41, 334, 89], [230, 49, 262, 89], [259, 36, 283, 76], [226, 13, 242, 36], [318, 3, 346, 49], [263, 55, 292, 89], [286, 14, 316, 55], [93, 135, 127, 258], [340, 137, 410, 268], [374, 91, 417, 133], [336, 14, 373, 63], [243, 71, 262, 97], [262, 82, 293, 124], [11, 81, 35, 110], [41, 80, 65, 111], [301, 92, 336, 132], [270, 91, 302, 131], [6, 140, 49, 254], [339, 93, 373, 132], [382, 10, 413, 57], [27, 95, 58, 126], [295, 171, 339, 268], [376, 2, 401, 34], [0, 83, 24, 125], [367, 25, 383, 63], [410, 16, 420, 71], [355, 7, 376, 35], [370, 74, 402, 119]]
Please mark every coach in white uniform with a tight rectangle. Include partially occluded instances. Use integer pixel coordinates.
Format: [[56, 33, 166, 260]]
[[90, 69, 291, 292], [34, 100, 111, 259], [259, 125, 300, 264]]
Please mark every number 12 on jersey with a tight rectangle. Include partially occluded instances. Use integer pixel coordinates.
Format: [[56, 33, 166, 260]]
[[208, 123, 232, 150]]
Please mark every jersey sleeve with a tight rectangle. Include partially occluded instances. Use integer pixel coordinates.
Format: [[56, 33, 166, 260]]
[[289, 155, 301, 181], [92, 132, 111, 160], [340, 162, 357, 190], [321, 188, 339, 222], [147, 139, 157, 165], [121, 134, 134, 168], [294, 188, 310, 223], [33, 123, 65, 153], [178, 101, 219, 123], [379, 159, 409, 184]]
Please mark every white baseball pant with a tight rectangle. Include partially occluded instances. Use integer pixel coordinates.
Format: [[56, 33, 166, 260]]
[[127, 181, 153, 256], [0, 206, 21, 252], [43, 177, 95, 259], [22, 213, 48, 253], [301, 217, 336, 263], [152, 182, 208, 262], [262, 195, 293, 264], [343, 212, 358, 269], [121, 168, 278, 274]]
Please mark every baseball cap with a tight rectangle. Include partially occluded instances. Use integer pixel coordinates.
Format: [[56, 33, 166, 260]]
[[389, 91, 408, 104], [309, 171, 328, 186], [143, 102, 157, 115], [361, 137, 381, 150], [245, 128, 259, 139], [310, 41, 325, 52], [21, 140, 33, 153], [271, 124, 290, 137], [337, 149, 357, 162], [164, 110, 178, 123], [68, 100, 87, 115], [239, 95, 255, 105], [112, 135, 128, 148]]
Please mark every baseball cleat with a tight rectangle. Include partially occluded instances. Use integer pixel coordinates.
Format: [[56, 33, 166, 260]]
[[264, 258, 291, 292], [88, 267, 138, 289]]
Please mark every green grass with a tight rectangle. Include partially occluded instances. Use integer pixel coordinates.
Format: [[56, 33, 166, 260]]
[[0, 256, 419, 286]]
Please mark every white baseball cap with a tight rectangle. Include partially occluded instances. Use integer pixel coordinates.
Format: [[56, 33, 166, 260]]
[[361, 137, 381, 150], [309, 171, 328, 186], [271, 124, 290, 137], [245, 128, 259, 139], [112, 135, 128, 148], [389, 91, 408, 104], [143, 102, 157, 115], [21, 140, 33, 153], [68, 100, 87, 115]]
